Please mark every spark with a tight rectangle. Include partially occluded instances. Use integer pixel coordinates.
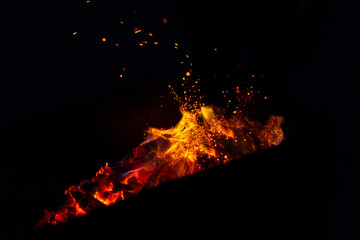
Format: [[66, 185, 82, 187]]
[[133, 28, 142, 34]]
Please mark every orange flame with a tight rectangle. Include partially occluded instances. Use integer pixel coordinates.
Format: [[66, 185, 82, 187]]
[[35, 102, 283, 228]]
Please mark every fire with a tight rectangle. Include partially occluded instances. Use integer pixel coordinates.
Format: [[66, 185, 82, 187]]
[[33, 1, 286, 229], [35, 100, 284, 228]]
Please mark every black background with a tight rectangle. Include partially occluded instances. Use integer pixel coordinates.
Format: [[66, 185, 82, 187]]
[[1, 0, 360, 239]]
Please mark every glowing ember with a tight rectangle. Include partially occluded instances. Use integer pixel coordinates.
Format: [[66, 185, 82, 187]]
[[35, 99, 284, 228], [133, 27, 142, 34]]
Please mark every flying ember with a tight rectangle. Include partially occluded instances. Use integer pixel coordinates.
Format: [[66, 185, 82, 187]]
[[35, 94, 284, 228]]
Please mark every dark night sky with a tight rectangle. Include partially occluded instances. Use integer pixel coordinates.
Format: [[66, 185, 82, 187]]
[[1, 0, 360, 239]]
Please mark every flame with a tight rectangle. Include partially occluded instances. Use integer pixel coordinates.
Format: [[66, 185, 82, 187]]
[[35, 102, 284, 228], [35, 2, 286, 229]]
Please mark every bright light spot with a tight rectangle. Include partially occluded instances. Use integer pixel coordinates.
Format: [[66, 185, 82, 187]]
[[133, 27, 142, 34]]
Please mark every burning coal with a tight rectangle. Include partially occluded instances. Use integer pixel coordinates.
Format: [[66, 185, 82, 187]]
[[35, 102, 284, 228]]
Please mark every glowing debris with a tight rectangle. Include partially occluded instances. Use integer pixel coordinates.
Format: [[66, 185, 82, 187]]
[[133, 27, 142, 34]]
